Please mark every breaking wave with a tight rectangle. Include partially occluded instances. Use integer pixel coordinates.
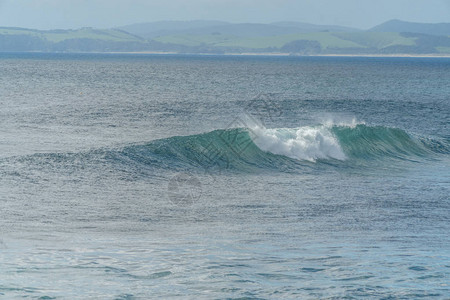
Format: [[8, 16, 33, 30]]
[[6, 124, 448, 175], [116, 124, 448, 172]]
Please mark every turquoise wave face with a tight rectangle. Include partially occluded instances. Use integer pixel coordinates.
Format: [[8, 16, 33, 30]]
[[117, 125, 449, 173], [119, 128, 290, 173], [331, 125, 449, 160], [6, 124, 447, 176]]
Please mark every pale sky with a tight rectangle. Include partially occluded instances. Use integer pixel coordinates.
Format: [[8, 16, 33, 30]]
[[0, 0, 449, 30]]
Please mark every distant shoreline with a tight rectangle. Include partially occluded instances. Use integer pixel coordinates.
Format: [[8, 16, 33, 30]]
[[107, 51, 450, 58], [2, 51, 450, 58]]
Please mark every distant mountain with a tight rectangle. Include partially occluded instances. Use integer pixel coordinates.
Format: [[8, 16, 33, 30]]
[[118, 21, 359, 39], [161, 23, 309, 37], [118, 20, 230, 39], [0, 27, 154, 52], [272, 22, 359, 33], [1, 20, 449, 55], [370, 20, 450, 36]]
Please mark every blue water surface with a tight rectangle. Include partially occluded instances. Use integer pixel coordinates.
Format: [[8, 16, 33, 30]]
[[0, 53, 449, 299]]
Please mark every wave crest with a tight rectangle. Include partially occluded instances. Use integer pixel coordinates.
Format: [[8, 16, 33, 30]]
[[252, 126, 346, 162]]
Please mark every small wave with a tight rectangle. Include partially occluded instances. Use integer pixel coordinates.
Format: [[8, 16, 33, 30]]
[[117, 124, 448, 172], [6, 124, 448, 175]]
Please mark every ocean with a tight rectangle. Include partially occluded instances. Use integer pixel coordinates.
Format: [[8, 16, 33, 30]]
[[0, 53, 449, 299]]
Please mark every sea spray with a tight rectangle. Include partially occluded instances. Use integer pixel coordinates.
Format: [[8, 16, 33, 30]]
[[251, 125, 347, 162]]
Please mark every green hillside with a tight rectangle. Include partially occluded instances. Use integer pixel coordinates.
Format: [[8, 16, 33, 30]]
[[154, 32, 363, 49], [437, 47, 450, 54], [332, 32, 416, 49], [215, 32, 363, 49], [0, 27, 154, 52], [152, 34, 236, 47], [0, 27, 142, 43], [370, 19, 450, 36], [153, 31, 425, 52]]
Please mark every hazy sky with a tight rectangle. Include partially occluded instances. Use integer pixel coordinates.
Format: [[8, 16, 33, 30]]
[[0, 0, 449, 30]]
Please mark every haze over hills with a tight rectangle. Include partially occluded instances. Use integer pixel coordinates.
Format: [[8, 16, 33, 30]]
[[370, 19, 450, 36], [0, 27, 154, 52], [119, 20, 230, 39], [0, 20, 449, 55], [118, 21, 360, 39], [272, 22, 359, 33]]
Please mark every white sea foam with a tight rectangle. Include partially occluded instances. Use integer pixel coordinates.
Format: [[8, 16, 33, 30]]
[[251, 125, 347, 162]]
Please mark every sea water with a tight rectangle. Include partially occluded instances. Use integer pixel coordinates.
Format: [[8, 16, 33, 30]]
[[0, 53, 449, 299]]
